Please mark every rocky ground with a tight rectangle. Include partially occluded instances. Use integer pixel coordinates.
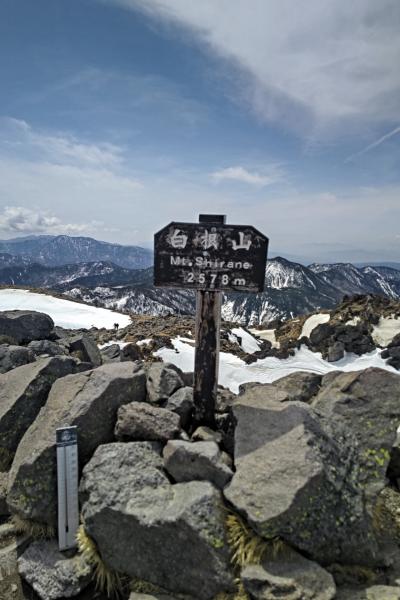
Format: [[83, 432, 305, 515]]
[[1, 297, 400, 599]]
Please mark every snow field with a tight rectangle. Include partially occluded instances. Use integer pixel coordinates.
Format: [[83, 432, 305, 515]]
[[155, 337, 398, 394], [372, 316, 400, 347], [300, 313, 330, 339], [0, 289, 131, 330]]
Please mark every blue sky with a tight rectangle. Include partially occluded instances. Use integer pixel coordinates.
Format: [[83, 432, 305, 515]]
[[0, 0, 399, 262]]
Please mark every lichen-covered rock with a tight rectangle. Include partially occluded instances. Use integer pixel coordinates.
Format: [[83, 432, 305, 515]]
[[0, 357, 82, 471], [0, 344, 35, 374], [0, 310, 54, 344], [146, 363, 184, 404], [80, 442, 234, 599], [224, 385, 380, 566], [312, 368, 400, 499], [241, 548, 336, 599], [115, 402, 181, 442], [163, 441, 233, 489], [7, 362, 146, 527], [336, 585, 400, 599], [18, 539, 92, 600]]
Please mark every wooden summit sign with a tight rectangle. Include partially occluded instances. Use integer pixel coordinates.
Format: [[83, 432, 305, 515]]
[[154, 219, 268, 292], [154, 215, 269, 428]]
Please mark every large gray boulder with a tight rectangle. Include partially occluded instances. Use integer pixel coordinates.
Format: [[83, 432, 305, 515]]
[[241, 548, 336, 600], [0, 310, 54, 344], [272, 372, 322, 403], [27, 340, 68, 358], [224, 385, 379, 566], [146, 363, 184, 404], [18, 539, 92, 600], [7, 362, 146, 527], [68, 333, 102, 367], [115, 402, 181, 442], [0, 357, 82, 471], [312, 368, 400, 499], [80, 442, 234, 599], [163, 441, 233, 489], [0, 344, 35, 374]]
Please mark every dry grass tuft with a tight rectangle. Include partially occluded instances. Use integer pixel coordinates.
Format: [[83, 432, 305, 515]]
[[76, 524, 123, 597], [11, 514, 55, 539]]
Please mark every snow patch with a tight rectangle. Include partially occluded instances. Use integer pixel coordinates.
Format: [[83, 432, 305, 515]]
[[249, 328, 280, 349], [300, 313, 330, 339], [346, 316, 361, 326], [372, 316, 400, 347], [0, 289, 131, 330], [155, 339, 398, 394], [230, 327, 261, 354]]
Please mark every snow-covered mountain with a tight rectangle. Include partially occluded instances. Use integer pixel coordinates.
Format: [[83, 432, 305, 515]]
[[309, 262, 400, 300], [0, 235, 153, 269], [2, 256, 399, 325]]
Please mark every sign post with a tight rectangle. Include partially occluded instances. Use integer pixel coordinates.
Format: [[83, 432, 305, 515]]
[[154, 214, 268, 427]]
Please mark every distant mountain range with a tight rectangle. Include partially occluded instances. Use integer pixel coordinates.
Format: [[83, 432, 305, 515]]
[[0, 235, 153, 269], [0, 235, 399, 324]]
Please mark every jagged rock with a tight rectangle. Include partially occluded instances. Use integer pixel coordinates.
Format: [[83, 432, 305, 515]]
[[327, 341, 345, 362], [192, 426, 222, 444], [336, 585, 400, 599], [0, 471, 8, 516], [7, 362, 146, 527], [121, 342, 141, 362], [68, 333, 102, 367], [80, 442, 234, 599], [165, 386, 194, 429], [0, 310, 54, 344], [27, 340, 68, 357], [115, 402, 181, 442], [18, 539, 92, 600], [0, 344, 35, 374], [309, 323, 334, 345], [0, 357, 82, 471], [146, 363, 184, 404], [312, 368, 400, 498], [129, 595, 178, 600], [215, 411, 236, 456], [100, 343, 121, 363], [272, 372, 322, 402], [163, 441, 233, 489], [224, 385, 379, 566], [241, 548, 336, 600], [216, 387, 236, 413]]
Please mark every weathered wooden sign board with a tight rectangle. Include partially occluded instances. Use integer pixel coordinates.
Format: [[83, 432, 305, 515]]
[[154, 215, 269, 427], [154, 221, 268, 292]]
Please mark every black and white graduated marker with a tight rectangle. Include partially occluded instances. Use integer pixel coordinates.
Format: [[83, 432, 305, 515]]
[[56, 426, 79, 551]]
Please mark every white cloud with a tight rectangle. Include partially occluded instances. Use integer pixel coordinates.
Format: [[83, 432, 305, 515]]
[[211, 165, 281, 186], [0, 206, 96, 235], [110, 0, 400, 133], [1, 117, 124, 168]]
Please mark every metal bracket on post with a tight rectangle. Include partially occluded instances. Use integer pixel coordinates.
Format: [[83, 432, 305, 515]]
[[192, 215, 225, 428]]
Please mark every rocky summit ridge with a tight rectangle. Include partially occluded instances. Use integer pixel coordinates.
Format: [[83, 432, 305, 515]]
[[0, 298, 400, 600]]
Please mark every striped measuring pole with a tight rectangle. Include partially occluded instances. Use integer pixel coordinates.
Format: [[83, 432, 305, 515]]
[[56, 426, 79, 551]]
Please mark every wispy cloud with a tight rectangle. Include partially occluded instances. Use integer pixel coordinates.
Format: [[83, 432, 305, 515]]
[[1, 117, 125, 169], [0, 206, 99, 235], [211, 165, 282, 186], [345, 125, 400, 162], [110, 0, 400, 134]]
